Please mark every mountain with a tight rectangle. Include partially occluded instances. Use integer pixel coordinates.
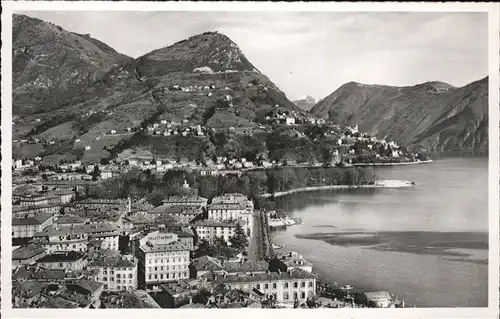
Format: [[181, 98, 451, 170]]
[[13, 20, 305, 163], [294, 95, 317, 111], [12, 14, 132, 118], [310, 78, 488, 154]]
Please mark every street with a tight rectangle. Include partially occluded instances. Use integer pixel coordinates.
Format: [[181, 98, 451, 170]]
[[247, 210, 262, 261]]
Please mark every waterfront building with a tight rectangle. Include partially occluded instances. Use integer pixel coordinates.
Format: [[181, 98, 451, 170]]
[[88, 250, 138, 291], [222, 268, 317, 304], [12, 212, 54, 239], [268, 252, 313, 273], [364, 291, 392, 308], [207, 193, 254, 237], [138, 230, 193, 286], [12, 245, 48, 267]]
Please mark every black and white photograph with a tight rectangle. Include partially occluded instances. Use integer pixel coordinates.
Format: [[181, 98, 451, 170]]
[[1, 2, 499, 317]]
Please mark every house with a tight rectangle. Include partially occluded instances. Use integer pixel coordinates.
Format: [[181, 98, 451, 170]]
[[286, 117, 296, 125], [13, 281, 45, 308], [12, 212, 54, 239], [20, 195, 49, 207], [222, 260, 269, 275], [190, 256, 224, 279], [161, 196, 208, 209], [149, 206, 202, 225], [37, 251, 87, 271], [56, 215, 87, 227], [159, 280, 199, 308], [268, 252, 313, 273], [61, 279, 104, 308], [33, 223, 119, 253], [101, 170, 113, 180], [12, 244, 48, 267], [88, 250, 138, 292], [364, 291, 392, 308]]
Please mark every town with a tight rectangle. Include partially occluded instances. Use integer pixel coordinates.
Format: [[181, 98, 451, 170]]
[[12, 164, 408, 308]]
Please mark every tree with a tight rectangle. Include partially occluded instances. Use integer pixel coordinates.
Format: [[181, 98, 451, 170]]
[[194, 239, 216, 258], [214, 236, 228, 249], [100, 158, 110, 165], [148, 189, 166, 207], [229, 223, 249, 251], [90, 165, 100, 181]]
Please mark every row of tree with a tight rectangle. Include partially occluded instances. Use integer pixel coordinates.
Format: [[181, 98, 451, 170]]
[[83, 166, 377, 208]]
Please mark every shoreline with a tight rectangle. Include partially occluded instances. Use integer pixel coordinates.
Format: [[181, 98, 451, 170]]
[[259, 180, 415, 198], [352, 159, 433, 167]]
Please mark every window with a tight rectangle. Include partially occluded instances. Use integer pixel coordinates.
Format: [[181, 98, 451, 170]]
[[117, 286, 121, 290], [308, 281, 313, 288], [301, 292, 305, 299], [293, 282, 298, 288], [284, 283, 289, 288], [272, 283, 277, 289], [117, 279, 120, 284], [117, 274, 121, 278], [265, 284, 269, 289], [155, 267, 157, 271], [103, 277, 107, 281], [283, 292, 289, 300], [155, 275, 158, 279], [148, 275, 152, 280], [128, 274, 133, 278], [301, 282, 305, 288], [293, 292, 298, 300]]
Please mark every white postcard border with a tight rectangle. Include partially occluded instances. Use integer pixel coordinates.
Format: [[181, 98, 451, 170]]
[[1, 2, 499, 318]]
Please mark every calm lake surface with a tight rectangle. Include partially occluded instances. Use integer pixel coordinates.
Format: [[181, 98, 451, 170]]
[[271, 158, 488, 307]]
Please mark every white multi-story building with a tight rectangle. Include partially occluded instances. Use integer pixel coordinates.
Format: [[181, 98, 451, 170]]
[[207, 194, 254, 237], [222, 268, 317, 304], [192, 220, 244, 245], [138, 231, 193, 286], [88, 250, 138, 292]]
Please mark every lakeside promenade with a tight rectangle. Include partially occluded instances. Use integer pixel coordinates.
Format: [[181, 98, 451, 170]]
[[259, 180, 415, 198]]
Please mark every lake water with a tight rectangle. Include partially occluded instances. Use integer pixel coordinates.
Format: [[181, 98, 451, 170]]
[[271, 158, 488, 307]]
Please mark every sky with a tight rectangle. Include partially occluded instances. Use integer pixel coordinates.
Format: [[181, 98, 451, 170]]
[[20, 11, 489, 101]]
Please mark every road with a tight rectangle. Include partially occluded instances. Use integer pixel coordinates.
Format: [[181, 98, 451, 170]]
[[247, 210, 262, 261]]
